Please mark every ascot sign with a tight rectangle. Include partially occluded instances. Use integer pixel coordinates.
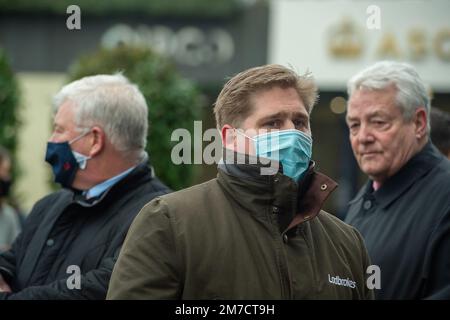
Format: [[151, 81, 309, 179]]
[[269, 0, 450, 92], [328, 18, 450, 62]]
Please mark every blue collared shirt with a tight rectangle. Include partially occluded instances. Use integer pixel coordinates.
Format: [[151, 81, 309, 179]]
[[83, 166, 135, 199]]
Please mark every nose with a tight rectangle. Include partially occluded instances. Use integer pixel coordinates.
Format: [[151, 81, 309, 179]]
[[48, 132, 57, 143], [357, 123, 375, 144], [48, 131, 62, 143], [283, 120, 296, 130]]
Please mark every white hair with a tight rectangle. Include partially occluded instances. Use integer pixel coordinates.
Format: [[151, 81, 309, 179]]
[[53, 73, 148, 161], [347, 61, 431, 132]]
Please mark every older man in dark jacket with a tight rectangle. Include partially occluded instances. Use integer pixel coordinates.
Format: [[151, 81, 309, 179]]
[[345, 61, 450, 299], [0, 74, 170, 299], [107, 65, 374, 300]]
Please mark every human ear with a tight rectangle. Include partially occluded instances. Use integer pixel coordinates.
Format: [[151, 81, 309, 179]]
[[414, 108, 427, 139], [89, 126, 105, 157], [221, 124, 235, 149]]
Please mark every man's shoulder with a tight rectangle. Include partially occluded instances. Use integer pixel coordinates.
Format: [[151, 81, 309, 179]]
[[124, 179, 221, 241], [115, 164, 170, 197], [158, 178, 221, 214], [162, 178, 219, 200], [138, 178, 221, 219], [144, 176, 172, 196], [32, 189, 71, 210], [414, 157, 450, 205], [17, 190, 70, 233], [429, 157, 450, 186]]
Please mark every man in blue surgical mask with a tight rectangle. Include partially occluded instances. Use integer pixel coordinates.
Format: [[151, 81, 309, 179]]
[[0, 74, 171, 299], [108, 64, 373, 300]]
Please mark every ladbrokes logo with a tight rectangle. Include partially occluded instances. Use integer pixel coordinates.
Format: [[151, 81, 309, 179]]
[[328, 274, 356, 289]]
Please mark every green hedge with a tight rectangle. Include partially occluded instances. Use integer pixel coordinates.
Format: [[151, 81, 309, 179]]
[[68, 45, 203, 190], [0, 49, 21, 174]]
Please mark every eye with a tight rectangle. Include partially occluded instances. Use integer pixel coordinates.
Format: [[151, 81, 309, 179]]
[[53, 124, 64, 133], [263, 119, 282, 128], [293, 119, 308, 129], [348, 123, 360, 134], [371, 119, 388, 128]]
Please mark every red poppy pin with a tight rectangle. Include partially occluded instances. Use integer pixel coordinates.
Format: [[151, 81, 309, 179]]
[[63, 162, 71, 171]]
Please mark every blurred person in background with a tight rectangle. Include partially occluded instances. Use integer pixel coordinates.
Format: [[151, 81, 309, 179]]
[[0, 146, 21, 252], [345, 61, 450, 299], [0, 74, 170, 299], [430, 107, 450, 159]]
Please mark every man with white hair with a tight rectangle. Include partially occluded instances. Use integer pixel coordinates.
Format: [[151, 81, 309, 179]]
[[345, 61, 450, 299], [0, 74, 170, 299]]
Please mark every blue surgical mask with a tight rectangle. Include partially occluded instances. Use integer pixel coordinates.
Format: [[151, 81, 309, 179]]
[[239, 129, 312, 182], [45, 131, 91, 188]]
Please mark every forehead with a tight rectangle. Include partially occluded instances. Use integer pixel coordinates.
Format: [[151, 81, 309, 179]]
[[347, 87, 399, 118], [249, 86, 308, 117], [54, 101, 76, 126]]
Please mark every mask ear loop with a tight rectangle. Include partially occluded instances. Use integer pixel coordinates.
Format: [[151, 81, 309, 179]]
[[68, 128, 91, 145], [69, 128, 93, 170], [233, 128, 251, 141], [72, 151, 92, 170], [234, 128, 256, 141], [234, 128, 259, 156]]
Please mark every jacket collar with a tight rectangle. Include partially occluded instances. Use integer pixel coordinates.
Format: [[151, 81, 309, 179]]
[[217, 149, 337, 232], [70, 156, 154, 208], [350, 141, 443, 209]]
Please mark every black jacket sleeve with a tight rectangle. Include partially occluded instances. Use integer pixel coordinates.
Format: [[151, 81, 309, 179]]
[[422, 207, 450, 299], [0, 195, 52, 286], [0, 248, 121, 300], [0, 226, 23, 283]]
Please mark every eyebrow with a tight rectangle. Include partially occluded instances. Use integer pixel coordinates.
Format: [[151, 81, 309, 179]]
[[346, 111, 390, 122], [257, 111, 309, 125], [53, 123, 64, 131]]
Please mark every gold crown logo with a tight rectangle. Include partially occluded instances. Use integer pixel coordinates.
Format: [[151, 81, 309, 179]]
[[328, 18, 363, 59]]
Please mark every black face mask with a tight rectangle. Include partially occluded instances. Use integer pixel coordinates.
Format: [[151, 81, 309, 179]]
[[0, 178, 11, 197], [45, 141, 80, 188]]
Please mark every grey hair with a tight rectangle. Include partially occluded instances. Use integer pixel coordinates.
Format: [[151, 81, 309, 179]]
[[347, 61, 431, 132], [53, 73, 148, 161]]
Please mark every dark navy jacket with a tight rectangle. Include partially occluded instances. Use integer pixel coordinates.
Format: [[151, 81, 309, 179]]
[[345, 142, 450, 299], [0, 160, 170, 299]]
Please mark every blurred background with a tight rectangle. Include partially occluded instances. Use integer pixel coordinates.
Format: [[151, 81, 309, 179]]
[[0, 0, 449, 217]]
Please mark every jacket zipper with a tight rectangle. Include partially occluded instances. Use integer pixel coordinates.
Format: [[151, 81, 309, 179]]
[[268, 208, 292, 299]]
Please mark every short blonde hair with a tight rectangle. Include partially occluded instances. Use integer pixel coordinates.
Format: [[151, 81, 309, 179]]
[[213, 64, 318, 129]]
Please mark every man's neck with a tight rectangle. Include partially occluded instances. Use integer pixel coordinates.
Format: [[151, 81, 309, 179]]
[[75, 157, 139, 191]]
